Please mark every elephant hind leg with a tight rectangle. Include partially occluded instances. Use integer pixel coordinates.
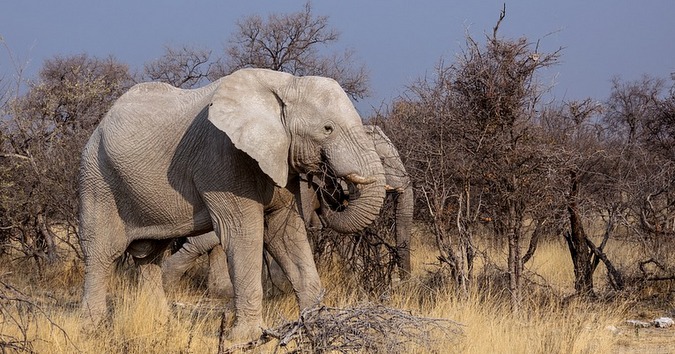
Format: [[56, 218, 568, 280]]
[[79, 223, 126, 329], [79, 172, 135, 328], [161, 245, 195, 291], [80, 256, 118, 329]]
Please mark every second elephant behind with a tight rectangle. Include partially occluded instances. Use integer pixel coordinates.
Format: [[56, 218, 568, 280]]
[[161, 125, 413, 295]]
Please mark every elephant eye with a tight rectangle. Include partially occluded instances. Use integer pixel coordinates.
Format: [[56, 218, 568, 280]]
[[323, 124, 334, 135]]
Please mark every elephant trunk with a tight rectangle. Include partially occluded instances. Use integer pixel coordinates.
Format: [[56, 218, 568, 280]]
[[320, 130, 386, 234], [320, 179, 385, 233]]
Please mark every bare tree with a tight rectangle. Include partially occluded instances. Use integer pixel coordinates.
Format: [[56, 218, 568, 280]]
[[453, 12, 560, 307], [602, 76, 675, 278], [646, 74, 675, 160], [0, 54, 132, 265], [541, 99, 629, 296], [215, 2, 369, 100], [383, 66, 480, 296], [604, 75, 664, 147], [143, 45, 213, 89], [384, 8, 560, 306]]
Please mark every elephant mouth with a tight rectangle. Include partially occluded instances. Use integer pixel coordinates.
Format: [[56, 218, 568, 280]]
[[307, 148, 386, 234], [307, 166, 354, 213], [309, 167, 372, 214]]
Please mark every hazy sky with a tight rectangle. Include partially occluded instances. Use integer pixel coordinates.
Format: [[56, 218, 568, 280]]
[[2, 1, 674, 115]]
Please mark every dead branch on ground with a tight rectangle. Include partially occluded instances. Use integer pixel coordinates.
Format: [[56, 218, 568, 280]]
[[223, 303, 463, 353]]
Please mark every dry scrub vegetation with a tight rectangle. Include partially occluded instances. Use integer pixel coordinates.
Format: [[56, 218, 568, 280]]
[[3, 4, 675, 354], [2, 227, 673, 353]]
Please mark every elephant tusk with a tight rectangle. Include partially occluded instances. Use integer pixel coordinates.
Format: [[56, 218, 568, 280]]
[[345, 173, 376, 185], [385, 184, 406, 193]]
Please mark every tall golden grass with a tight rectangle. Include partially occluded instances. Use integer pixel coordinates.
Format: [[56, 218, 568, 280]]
[[1, 228, 672, 353]]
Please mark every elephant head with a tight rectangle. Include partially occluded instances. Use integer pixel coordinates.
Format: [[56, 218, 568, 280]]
[[207, 69, 386, 232], [307, 125, 413, 276]]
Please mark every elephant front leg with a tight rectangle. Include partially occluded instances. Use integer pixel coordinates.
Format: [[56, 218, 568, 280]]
[[218, 210, 266, 342], [264, 192, 323, 311]]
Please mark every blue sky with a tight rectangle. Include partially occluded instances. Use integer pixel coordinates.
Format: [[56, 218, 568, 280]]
[[2, 1, 674, 116]]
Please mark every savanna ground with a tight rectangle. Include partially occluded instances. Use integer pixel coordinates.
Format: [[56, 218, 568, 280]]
[[1, 225, 674, 354]]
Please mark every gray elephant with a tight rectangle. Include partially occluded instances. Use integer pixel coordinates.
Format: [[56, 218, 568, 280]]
[[161, 125, 413, 296], [78, 68, 386, 341], [315, 125, 413, 276], [366, 125, 413, 277]]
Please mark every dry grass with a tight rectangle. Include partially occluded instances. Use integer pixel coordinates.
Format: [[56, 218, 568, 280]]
[[1, 227, 674, 353]]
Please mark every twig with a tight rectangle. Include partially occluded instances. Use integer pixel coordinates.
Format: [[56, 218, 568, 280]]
[[492, 3, 506, 41]]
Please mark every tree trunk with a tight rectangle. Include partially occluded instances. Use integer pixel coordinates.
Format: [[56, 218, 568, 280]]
[[565, 171, 595, 296], [506, 207, 523, 311]]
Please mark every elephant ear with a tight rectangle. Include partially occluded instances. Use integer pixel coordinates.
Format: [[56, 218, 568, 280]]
[[207, 69, 293, 187]]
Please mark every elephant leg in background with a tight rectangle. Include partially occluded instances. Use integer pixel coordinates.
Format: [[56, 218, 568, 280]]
[[162, 232, 233, 298], [393, 187, 413, 279], [131, 239, 172, 321], [206, 245, 233, 298], [263, 187, 322, 310], [261, 248, 292, 294]]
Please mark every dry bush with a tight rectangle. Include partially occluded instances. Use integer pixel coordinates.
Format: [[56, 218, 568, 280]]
[[0, 278, 75, 353], [227, 302, 462, 353], [0, 54, 132, 267], [310, 195, 402, 295]]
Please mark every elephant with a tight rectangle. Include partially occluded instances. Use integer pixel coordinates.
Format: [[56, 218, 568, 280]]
[[315, 125, 413, 276], [160, 125, 413, 296], [366, 125, 413, 277], [77, 68, 386, 341]]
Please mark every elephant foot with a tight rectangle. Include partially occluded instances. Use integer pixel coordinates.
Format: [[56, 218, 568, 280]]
[[228, 317, 264, 343], [79, 300, 107, 333]]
